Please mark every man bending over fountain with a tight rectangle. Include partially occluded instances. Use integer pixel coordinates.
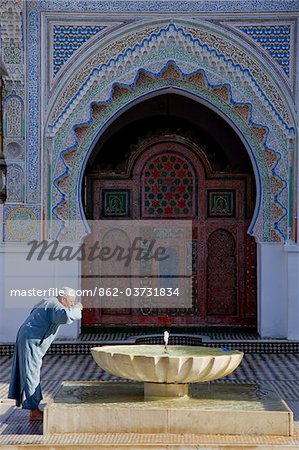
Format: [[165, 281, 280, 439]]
[[8, 287, 83, 421]]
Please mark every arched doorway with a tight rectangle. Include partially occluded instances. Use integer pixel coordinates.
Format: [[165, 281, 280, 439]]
[[82, 94, 257, 329]]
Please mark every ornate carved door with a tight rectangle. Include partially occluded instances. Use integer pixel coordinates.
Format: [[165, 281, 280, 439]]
[[82, 136, 257, 327]]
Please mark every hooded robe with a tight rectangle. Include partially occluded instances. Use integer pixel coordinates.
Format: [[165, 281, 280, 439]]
[[8, 297, 82, 409]]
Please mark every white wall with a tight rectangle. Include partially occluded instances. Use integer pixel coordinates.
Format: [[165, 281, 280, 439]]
[[0, 243, 81, 343], [257, 243, 288, 338], [285, 245, 299, 340], [257, 242, 299, 339]]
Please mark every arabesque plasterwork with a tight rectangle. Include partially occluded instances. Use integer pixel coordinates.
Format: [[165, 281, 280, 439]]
[[45, 21, 296, 243]]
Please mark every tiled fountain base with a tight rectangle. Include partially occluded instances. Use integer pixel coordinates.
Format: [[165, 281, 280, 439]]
[[44, 381, 293, 436]]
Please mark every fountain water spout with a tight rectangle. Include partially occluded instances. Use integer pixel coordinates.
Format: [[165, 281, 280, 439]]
[[164, 330, 169, 353]]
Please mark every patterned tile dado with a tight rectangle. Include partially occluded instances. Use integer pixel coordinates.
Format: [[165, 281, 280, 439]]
[[1, 336, 299, 356]]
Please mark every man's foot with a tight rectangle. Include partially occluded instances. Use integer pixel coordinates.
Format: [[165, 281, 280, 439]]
[[29, 408, 43, 421]]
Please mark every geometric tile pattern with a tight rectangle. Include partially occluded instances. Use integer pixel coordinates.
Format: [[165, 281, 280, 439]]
[[3, 205, 41, 242], [0, 353, 298, 442], [5, 95, 23, 138], [238, 25, 291, 76], [2, 340, 299, 356], [5, 141, 23, 159], [0, 429, 298, 446], [78, 332, 262, 341], [6, 164, 24, 202], [142, 153, 195, 218], [23, 0, 299, 14], [53, 25, 106, 75], [1, 352, 299, 385]]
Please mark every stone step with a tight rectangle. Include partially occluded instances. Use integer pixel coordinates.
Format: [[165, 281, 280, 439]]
[[1, 433, 299, 450]]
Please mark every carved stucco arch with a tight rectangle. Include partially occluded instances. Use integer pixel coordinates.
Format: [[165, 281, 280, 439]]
[[45, 20, 296, 242]]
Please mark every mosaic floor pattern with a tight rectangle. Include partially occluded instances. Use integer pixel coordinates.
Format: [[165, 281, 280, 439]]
[[0, 353, 298, 446], [76, 331, 262, 341]]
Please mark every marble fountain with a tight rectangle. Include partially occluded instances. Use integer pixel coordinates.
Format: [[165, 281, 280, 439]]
[[44, 333, 293, 436], [90, 339, 244, 399]]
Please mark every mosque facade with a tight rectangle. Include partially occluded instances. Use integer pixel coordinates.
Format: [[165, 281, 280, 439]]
[[0, 0, 298, 341]]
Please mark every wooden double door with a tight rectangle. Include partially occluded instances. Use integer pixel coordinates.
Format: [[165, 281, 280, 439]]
[[82, 136, 257, 328]]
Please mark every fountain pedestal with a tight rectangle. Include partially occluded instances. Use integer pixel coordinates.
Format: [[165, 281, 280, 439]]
[[144, 382, 188, 399], [44, 381, 293, 436]]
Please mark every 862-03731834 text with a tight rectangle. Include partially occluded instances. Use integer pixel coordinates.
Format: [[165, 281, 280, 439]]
[[9, 287, 181, 297]]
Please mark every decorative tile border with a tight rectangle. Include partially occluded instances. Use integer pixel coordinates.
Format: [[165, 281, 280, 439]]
[[27, 8, 40, 202], [1, 337, 299, 356], [3, 205, 41, 241], [48, 22, 293, 128], [32, 1, 299, 13], [6, 163, 25, 203]]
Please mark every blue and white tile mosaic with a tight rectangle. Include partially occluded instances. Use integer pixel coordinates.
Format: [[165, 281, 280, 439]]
[[53, 25, 106, 75], [35, 0, 299, 13], [3, 205, 41, 242], [238, 25, 291, 76]]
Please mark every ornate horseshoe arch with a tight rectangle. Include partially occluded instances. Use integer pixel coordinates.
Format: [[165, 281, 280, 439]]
[[45, 19, 296, 243]]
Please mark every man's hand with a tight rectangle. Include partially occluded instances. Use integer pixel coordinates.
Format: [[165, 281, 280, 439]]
[[75, 302, 83, 310]]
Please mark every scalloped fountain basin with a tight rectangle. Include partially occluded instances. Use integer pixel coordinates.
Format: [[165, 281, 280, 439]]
[[91, 345, 244, 399]]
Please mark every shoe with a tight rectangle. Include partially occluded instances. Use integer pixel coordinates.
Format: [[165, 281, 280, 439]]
[[29, 408, 43, 421]]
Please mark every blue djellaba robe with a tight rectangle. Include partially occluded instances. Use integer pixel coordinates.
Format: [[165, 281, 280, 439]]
[[8, 297, 82, 409]]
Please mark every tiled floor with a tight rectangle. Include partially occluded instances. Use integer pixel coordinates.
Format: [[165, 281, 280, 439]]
[[76, 331, 262, 341], [0, 352, 298, 446], [2, 333, 299, 358]]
